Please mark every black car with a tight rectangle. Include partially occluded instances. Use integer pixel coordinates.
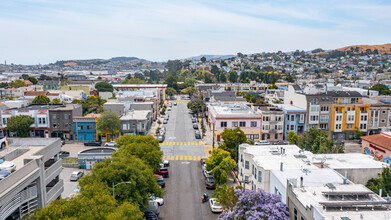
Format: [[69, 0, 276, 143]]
[[59, 151, 70, 158], [84, 140, 102, 146], [205, 177, 216, 189], [193, 123, 198, 129], [156, 176, 165, 188]]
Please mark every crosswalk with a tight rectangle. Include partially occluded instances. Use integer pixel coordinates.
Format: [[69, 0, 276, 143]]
[[160, 141, 203, 146], [163, 155, 206, 161]]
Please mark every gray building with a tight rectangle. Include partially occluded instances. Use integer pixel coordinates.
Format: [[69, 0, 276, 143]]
[[49, 104, 83, 140], [120, 110, 152, 135], [103, 102, 125, 116], [0, 138, 63, 219], [78, 147, 116, 170]]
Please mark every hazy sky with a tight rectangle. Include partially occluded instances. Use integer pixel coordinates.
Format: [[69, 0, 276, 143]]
[[0, 0, 390, 64]]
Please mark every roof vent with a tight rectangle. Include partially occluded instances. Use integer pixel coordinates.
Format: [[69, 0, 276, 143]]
[[325, 183, 336, 190]]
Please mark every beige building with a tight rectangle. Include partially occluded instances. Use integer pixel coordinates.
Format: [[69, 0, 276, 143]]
[[257, 106, 284, 142]]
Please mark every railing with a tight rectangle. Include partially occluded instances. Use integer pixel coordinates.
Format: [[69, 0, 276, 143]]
[[45, 160, 62, 186], [46, 179, 63, 205]]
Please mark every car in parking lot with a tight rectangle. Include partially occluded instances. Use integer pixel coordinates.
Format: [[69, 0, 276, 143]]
[[70, 171, 84, 181], [157, 135, 165, 143], [155, 174, 165, 188], [59, 151, 70, 159], [0, 169, 11, 180], [195, 130, 201, 139], [155, 168, 169, 178], [84, 140, 102, 146], [163, 119, 168, 124], [193, 123, 198, 129], [0, 159, 16, 172], [104, 141, 117, 147], [254, 140, 270, 145], [205, 177, 216, 189], [0, 136, 7, 150], [209, 198, 223, 213]]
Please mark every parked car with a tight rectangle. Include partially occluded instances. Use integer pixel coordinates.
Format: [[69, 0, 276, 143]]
[[191, 117, 197, 123], [193, 123, 198, 129], [174, 102, 177, 106], [84, 140, 102, 146], [59, 151, 70, 159], [200, 158, 206, 166], [254, 140, 270, 145], [155, 168, 169, 178], [165, 113, 169, 119], [274, 141, 288, 145], [150, 195, 164, 206], [155, 174, 165, 188], [144, 200, 160, 219], [195, 130, 201, 139], [70, 171, 84, 181], [202, 164, 206, 172], [204, 169, 213, 178], [0, 159, 16, 172], [167, 107, 171, 111], [209, 198, 223, 213], [160, 127, 166, 134], [169, 103, 172, 107], [157, 135, 165, 143], [0, 136, 7, 150], [163, 160, 170, 167], [205, 177, 216, 189], [61, 140, 65, 145], [104, 141, 117, 147], [0, 169, 11, 180], [163, 119, 168, 124]]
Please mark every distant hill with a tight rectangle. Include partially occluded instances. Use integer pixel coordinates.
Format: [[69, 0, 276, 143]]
[[314, 43, 391, 58], [110, 57, 143, 62], [182, 54, 236, 61]]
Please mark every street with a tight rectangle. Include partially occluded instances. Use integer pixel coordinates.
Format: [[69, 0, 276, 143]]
[[159, 100, 218, 220]]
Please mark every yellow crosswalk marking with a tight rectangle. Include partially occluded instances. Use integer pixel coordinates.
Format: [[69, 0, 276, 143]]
[[184, 156, 187, 160], [187, 142, 190, 145], [170, 142, 173, 145], [171, 156, 174, 160], [175, 156, 178, 160], [197, 156, 201, 161], [184, 142, 187, 145], [173, 142, 176, 145], [202, 156, 205, 159], [177, 142, 179, 145], [181, 142, 183, 145], [162, 156, 166, 160], [194, 156, 197, 160], [199, 142, 202, 145], [180, 156, 183, 160], [192, 142, 194, 145], [195, 142, 198, 145]]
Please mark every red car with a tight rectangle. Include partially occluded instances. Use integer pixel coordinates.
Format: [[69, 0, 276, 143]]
[[154, 168, 169, 178]]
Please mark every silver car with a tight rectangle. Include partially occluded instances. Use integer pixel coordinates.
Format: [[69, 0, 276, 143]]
[[70, 171, 84, 181]]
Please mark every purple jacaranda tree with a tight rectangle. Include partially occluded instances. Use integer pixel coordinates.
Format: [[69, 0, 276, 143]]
[[218, 189, 290, 220]]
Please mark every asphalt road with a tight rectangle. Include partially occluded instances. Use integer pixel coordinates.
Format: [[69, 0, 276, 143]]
[[159, 100, 218, 220]]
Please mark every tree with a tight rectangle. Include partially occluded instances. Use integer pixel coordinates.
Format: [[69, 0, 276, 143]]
[[219, 128, 247, 163], [165, 60, 182, 76], [116, 135, 163, 171], [229, 71, 237, 83], [50, 98, 61, 104], [206, 149, 236, 185], [32, 95, 50, 104], [181, 87, 195, 96], [6, 115, 34, 137], [369, 84, 391, 95], [95, 82, 114, 92], [366, 168, 391, 196], [214, 185, 241, 212], [166, 87, 177, 97], [121, 78, 146, 84], [96, 110, 121, 139], [165, 75, 178, 89], [288, 131, 298, 144], [27, 76, 38, 85], [268, 84, 278, 89], [200, 56, 207, 63], [187, 98, 205, 112], [297, 128, 344, 154], [21, 74, 29, 80], [10, 80, 26, 88], [354, 127, 363, 139], [219, 189, 290, 220]]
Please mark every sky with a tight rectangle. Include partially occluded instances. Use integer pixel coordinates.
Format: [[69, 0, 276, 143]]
[[0, 0, 390, 64]]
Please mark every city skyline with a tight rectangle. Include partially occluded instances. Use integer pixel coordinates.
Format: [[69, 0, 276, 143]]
[[0, 0, 390, 64]]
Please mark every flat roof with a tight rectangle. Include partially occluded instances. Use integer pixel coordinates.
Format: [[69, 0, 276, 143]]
[[208, 103, 260, 117], [273, 104, 306, 112], [17, 104, 63, 111], [311, 153, 388, 169], [120, 110, 151, 120]]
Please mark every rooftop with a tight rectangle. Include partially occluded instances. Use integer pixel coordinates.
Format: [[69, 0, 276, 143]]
[[120, 110, 151, 120], [311, 153, 388, 169], [17, 104, 64, 111], [208, 103, 260, 117], [273, 104, 306, 112], [361, 132, 391, 150]]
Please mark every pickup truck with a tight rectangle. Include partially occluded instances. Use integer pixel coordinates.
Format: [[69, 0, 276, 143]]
[[154, 168, 169, 178], [0, 137, 7, 150]]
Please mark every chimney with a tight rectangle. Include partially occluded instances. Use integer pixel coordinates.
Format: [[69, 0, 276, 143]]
[[300, 176, 303, 188], [280, 162, 284, 171]]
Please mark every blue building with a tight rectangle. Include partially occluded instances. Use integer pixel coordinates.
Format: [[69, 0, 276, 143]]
[[274, 104, 306, 140], [73, 115, 98, 141]]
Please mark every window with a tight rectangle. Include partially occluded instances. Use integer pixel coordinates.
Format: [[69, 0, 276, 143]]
[[286, 124, 289, 131], [65, 123, 69, 128], [300, 114, 304, 121], [267, 134, 270, 139], [310, 106, 319, 112], [360, 124, 367, 130], [291, 115, 295, 121], [262, 134, 265, 140], [336, 115, 342, 121], [347, 115, 354, 121], [232, 122, 238, 127], [361, 115, 367, 121], [320, 115, 329, 122], [2, 118, 7, 125], [251, 121, 257, 127], [252, 164, 254, 175], [239, 121, 246, 127], [375, 111, 379, 117], [346, 124, 353, 129], [241, 154, 243, 162], [301, 217, 304, 220], [382, 110, 386, 114], [245, 161, 249, 169], [254, 168, 257, 179], [220, 122, 227, 127], [53, 123, 57, 128], [274, 133, 278, 139], [335, 124, 342, 130], [294, 208, 298, 220], [346, 107, 351, 111], [38, 118, 46, 124], [78, 125, 83, 130], [53, 114, 57, 119], [64, 114, 68, 119], [245, 176, 249, 182], [290, 125, 294, 131], [258, 170, 262, 182], [87, 125, 92, 130], [310, 115, 319, 121], [382, 119, 386, 123], [320, 123, 328, 130]]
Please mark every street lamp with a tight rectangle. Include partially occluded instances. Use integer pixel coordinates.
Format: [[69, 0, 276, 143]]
[[112, 181, 132, 200]]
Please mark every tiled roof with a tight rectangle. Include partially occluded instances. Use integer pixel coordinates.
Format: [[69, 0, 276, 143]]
[[361, 132, 391, 151]]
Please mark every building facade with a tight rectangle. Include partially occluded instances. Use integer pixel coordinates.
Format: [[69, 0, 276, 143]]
[[73, 113, 100, 141], [273, 104, 306, 140], [49, 104, 82, 140], [257, 106, 284, 142]]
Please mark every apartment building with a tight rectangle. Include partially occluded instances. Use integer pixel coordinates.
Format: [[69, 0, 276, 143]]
[[120, 110, 153, 136], [273, 104, 306, 140], [363, 98, 391, 135], [0, 138, 63, 219], [256, 106, 284, 142], [195, 82, 269, 95], [113, 84, 167, 104], [207, 102, 262, 142], [73, 113, 100, 141], [49, 104, 82, 140]]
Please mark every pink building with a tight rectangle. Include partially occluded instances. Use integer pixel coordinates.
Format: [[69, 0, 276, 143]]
[[207, 103, 262, 142], [361, 132, 391, 164]]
